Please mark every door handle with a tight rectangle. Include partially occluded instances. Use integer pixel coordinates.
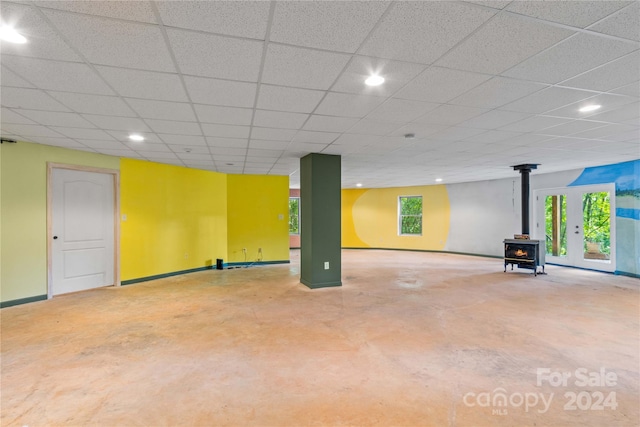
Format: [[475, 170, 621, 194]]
[[53, 236, 58, 240]]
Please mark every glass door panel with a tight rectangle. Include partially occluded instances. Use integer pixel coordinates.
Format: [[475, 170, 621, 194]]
[[544, 194, 567, 258]]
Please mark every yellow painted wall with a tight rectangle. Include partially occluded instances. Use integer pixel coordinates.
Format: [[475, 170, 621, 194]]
[[227, 174, 289, 263], [120, 159, 227, 281], [342, 185, 450, 251], [0, 142, 119, 302]]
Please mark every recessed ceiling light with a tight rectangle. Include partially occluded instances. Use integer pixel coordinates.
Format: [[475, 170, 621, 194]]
[[579, 104, 601, 113], [226, 163, 234, 166], [128, 134, 144, 142], [0, 26, 27, 44], [356, 183, 363, 187], [435, 178, 443, 182], [365, 75, 384, 87]]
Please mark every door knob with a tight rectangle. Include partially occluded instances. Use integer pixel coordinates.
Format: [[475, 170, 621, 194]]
[[53, 236, 58, 240]]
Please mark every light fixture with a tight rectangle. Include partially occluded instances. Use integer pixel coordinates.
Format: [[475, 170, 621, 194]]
[[226, 163, 234, 166], [128, 134, 144, 142], [579, 104, 601, 113], [404, 133, 415, 139], [435, 178, 443, 183], [0, 26, 27, 44], [365, 74, 384, 87], [356, 183, 363, 187]]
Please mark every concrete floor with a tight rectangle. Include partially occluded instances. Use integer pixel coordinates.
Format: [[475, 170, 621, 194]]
[[1, 249, 639, 426]]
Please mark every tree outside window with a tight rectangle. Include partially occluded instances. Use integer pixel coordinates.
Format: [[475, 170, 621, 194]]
[[399, 196, 422, 235], [289, 197, 300, 234]]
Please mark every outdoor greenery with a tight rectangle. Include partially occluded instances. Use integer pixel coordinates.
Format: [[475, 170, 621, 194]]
[[399, 196, 422, 235], [545, 195, 567, 256], [289, 197, 299, 234], [582, 192, 610, 255]]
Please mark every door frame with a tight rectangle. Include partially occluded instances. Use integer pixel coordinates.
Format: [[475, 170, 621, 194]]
[[47, 162, 120, 298], [533, 183, 616, 272]]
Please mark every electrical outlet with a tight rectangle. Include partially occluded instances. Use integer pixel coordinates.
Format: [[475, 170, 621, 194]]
[[324, 261, 329, 270]]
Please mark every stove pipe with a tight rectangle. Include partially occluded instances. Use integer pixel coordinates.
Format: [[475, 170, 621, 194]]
[[512, 164, 539, 235]]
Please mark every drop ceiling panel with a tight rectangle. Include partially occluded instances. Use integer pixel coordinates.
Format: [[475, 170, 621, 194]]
[[413, 104, 488, 126], [96, 66, 189, 102], [127, 99, 196, 122], [183, 76, 256, 108], [201, 123, 250, 139], [0, 87, 70, 111], [394, 67, 492, 103], [503, 33, 638, 84], [251, 127, 297, 141], [436, 13, 574, 75], [2, 57, 114, 94], [1, 108, 35, 125], [292, 130, 340, 144], [156, 1, 270, 39], [588, 2, 640, 41], [545, 93, 638, 119], [82, 115, 151, 132], [1, 123, 64, 137], [270, 1, 388, 53], [17, 110, 95, 128], [210, 147, 246, 156], [460, 109, 530, 130], [50, 127, 114, 140], [256, 85, 324, 113], [359, 1, 496, 64], [539, 120, 608, 137], [610, 81, 640, 98], [253, 110, 308, 130], [501, 86, 595, 114], [331, 57, 426, 96], [48, 92, 137, 117], [249, 139, 290, 150], [78, 139, 129, 150], [0, 2, 81, 61], [160, 135, 207, 146], [206, 137, 248, 149], [261, 44, 350, 90], [0, 66, 34, 88], [315, 92, 385, 118], [167, 29, 263, 81], [145, 119, 202, 136], [44, 10, 175, 72], [504, 1, 630, 28], [366, 99, 440, 123], [35, 0, 158, 23], [194, 104, 252, 126], [499, 116, 571, 133], [303, 115, 359, 133], [450, 77, 547, 109], [346, 119, 401, 136], [561, 51, 640, 92]]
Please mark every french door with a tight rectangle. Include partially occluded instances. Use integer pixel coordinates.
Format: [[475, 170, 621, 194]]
[[534, 184, 616, 272]]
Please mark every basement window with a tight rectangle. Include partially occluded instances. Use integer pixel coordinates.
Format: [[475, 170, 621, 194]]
[[399, 196, 422, 236], [289, 197, 300, 235]]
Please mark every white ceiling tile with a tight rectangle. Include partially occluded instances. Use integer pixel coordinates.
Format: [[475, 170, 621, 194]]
[[0, 66, 34, 88], [389, 123, 449, 139], [209, 148, 244, 157], [95, 148, 142, 157], [0, 123, 63, 137], [109, 132, 162, 144], [465, 130, 524, 144], [366, 99, 440, 123], [460, 109, 531, 130], [501, 86, 595, 114], [251, 127, 297, 141], [50, 127, 114, 140], [183, 76, 256, 108], [253, 110, 308, 130], [331, 57, 426, 96], [570, 123, 639, 140], [0, 2, 81, 61], [288, 141, 329, 152], [81, 115, 151, 132], [156, 1, 269, 39], [562, 51, 640, 92], [17, 110, 95, 128], [77, 139, 129, 150], [44, 10, 175, 72], [292, 130, 340, 144], [2, 57, 114, 95], [539, 120, 608, 137], [256, 85, 324, 114], [359, 1, 495, 64], [207, 138, 248, 149], [140, 151, 179, 160], [270, 1, 388, 53], [167, 29, 262, 81], [201, 123, 250, 139], [126, 142, 171, 152], [503, 33, 638, 84], [194, 104, 252, 126], [414, 105, 488, 126], [1, 108, 35, 124], [161, 135, 207, 147], [505, 1, 630, 28], [545, 94, 638, 119], [127, 99, 196, 122], [249, 139, 291, 150], [586, 102, 640, 124], [346, 119, 401, 136], [333, 134, 380, 147], [429, 126, 487, 141], [246, 148, 283, 158], [214, 155, 246, 163], [315, 93, 385, 118], [437, 13, 574, 75], [48, 92, 136, 117], [588, 2, 640, 41], [303, 115, 359, 133], [145, 119, 202, 136], [609, 82, 640, 97], [394, 67, 492, 103], [95, 66, 188, 102], [35, 0, 157, 23], [451, 77, 547, 109], [261, 44, 350, 90], [28, 137, 84, 148], [499, 116, 571, 133]]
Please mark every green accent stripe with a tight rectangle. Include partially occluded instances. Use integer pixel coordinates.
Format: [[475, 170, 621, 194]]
[[341, 247, 503, 259], [226, 260, 290, 267], [1, 294, 47, 308], [615, 270, 640, 279]]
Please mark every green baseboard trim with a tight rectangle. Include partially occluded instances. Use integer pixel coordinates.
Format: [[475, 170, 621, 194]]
[[300, 278, 342, 289], [226, 260, 290, 267], [1, 294, 47, 308], [121, 266, 216, 285], [341, 247, 503, 259], [614, 270, 640, 279]]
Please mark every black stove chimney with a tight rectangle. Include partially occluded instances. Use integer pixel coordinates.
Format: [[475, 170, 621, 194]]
[[512, 164, 539, 235]]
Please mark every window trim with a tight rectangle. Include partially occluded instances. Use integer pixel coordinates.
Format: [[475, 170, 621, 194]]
[[398, 195, 423, 236]]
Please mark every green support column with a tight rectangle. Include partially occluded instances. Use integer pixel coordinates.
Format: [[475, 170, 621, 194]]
[[300, 153, 342, 288]]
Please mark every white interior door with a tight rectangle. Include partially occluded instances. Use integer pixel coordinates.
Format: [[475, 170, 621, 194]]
[[51, 168, 115, 295], [534, 184, 616, 272]]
